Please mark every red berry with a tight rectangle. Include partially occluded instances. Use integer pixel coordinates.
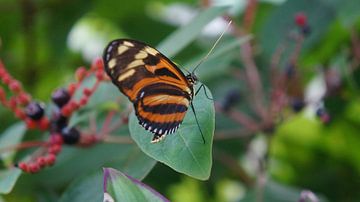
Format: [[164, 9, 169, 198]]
[[18, 92, 31, 105], [1, 75, 11, 85], [18, 162, 29, 172], [36, 157, 47, 168], [38, 117, 50, 130], [68, 83, 78, 95], [25, 118, 37, 129], [48, 144, 62, 154], [29, 163, 40, 173], [0, 67, 6, 77], [92, 57, 104, 71], [9, 80, 22, 93], [15, 109, 26, 120], [61, 105, 72, 117], [83, 88, 92, 96], [69, 101, 79, 110], [95, 70, 104, 80], [75, 67, 87, 82], [295, 12, 307, 27], [0, 88, 6, 101], [79, 97, 88, 106], [45, 154, 56, 166], [50, 133, 63, 145], [8, 97, 17, 109]]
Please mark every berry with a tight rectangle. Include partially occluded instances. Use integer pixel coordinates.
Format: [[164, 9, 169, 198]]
[[25, 118, 37, 129], [18, 92, 31, 105], [291, 98, 305, 112], [48, 144, 62, 154], [301, 25, 311, 36], [79, 97, 88, 106], [50, 112, 68, 133], [222, 89, 241, 112], [75, 67, 87, 82], [36, 157, 47, 168], [52, 88, 71, 108], [295, 12, 307, 27], [316, 107, 326, 117], [15, 108, 26, 120], [45, 154, 56, 166], [29, 163, 40, 173], [83, 88, 92, 96], [50, 133, 63, 145], [68, 83, 77, 95], [61, 127, 80, 145], [9, 80, 22, 93], [25, 102, 45, 120], [38, 117, 50, 130], [18, 162, 29, 172]]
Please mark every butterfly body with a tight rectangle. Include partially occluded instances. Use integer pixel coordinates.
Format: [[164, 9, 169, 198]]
[[103, 39, 197, 143]]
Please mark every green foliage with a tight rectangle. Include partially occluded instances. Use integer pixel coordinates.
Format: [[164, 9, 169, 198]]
[[103, 168, 169, 202], [130, 84, 214, 180], [1, 0, 360, 201]]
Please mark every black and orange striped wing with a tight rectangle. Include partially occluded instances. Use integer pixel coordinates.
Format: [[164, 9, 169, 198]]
[[103, 39, 194, 143]]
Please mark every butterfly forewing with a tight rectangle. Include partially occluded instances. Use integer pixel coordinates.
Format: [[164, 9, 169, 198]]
[[103, 39, 194, 143]]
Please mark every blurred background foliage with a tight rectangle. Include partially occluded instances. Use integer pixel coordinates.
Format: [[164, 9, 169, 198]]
[[1, 0, 360, 201]]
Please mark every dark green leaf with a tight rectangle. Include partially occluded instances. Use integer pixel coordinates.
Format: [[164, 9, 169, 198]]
[[129, 84, 215, 180], [103, 167, 169, 202]]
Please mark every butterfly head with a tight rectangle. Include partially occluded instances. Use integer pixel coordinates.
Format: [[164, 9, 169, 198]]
[[186, 73, 198, 86]]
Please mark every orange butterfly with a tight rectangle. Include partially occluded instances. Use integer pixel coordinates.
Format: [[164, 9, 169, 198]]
[[103, 39, 200, 143]]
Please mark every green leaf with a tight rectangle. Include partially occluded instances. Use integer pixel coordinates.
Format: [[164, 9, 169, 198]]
[[129, 84, 215, 180], [0, 122, 26, 166], [0, 168, 22, 194], [57, 146, 156, 202], [157, 6, 229, 57], [103, 167, 169, 202]]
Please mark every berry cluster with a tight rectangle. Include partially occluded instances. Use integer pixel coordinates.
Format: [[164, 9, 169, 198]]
[[294, 12, 311, 36], [1, 58, 107, 173]]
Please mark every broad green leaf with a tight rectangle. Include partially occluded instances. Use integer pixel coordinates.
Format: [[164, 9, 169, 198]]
[[0, 168, 21, 194], [157, 6, 229, 57], [129, 84, 215, 180], [0, 122, 26, 166], [103, 167, 169, 202]]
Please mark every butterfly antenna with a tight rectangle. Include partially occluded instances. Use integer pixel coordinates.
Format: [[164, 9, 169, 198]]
[[191, 20, 232, 73], [190, 102, 206, 144]]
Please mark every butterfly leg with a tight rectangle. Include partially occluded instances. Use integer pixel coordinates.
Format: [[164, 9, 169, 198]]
[[195, 84, 213, 100]]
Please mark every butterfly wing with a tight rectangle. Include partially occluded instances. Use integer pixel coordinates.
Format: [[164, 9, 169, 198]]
[[103, 39, 194, 142]]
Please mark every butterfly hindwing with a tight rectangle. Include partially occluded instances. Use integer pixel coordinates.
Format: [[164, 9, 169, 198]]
[[103, 39, 194, 143]]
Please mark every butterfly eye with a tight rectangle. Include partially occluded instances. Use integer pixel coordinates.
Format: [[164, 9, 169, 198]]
[[186, 74, 198, 85]]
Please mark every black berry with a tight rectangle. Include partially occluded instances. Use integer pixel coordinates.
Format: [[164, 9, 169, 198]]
[[301, 25, 311, 36], [50, 108, 68, 133], [61, 127, 80, 145], [291, 98, 305, 112], [222, 89, 241, 112], [316, 107, 326, 117], [25, 102, 45, 120], [52, 88, 71, 108]]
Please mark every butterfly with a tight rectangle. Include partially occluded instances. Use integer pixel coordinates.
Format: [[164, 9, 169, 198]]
[[102, 39, 203, 143]]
